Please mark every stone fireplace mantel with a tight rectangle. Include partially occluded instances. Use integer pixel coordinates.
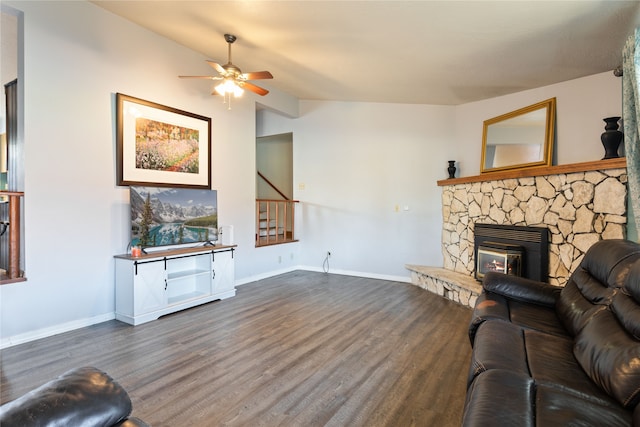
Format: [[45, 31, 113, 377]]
[[436, 158, 626, 187], [407, 157, 628, 307]]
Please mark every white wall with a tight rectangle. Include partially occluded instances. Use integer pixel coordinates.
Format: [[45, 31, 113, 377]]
[[258, 102, 456, 279], [454, 72, 622, 177], [0, 1, 299, 347]]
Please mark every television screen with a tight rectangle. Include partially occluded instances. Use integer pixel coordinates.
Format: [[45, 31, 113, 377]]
[[130, 186, 218, 249]]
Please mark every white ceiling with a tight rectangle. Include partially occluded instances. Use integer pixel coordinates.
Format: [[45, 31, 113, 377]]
[[78, 2, 640, 105]]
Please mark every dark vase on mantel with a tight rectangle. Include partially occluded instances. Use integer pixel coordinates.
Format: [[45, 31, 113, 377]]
[[601, 117, 623, 159], [447, 160, 456, 179]]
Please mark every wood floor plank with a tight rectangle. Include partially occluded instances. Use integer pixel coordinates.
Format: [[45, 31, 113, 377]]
[[1, 271, 472, 426]]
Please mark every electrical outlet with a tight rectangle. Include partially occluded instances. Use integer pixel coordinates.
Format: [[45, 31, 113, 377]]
[[278, 255, 282, 263]]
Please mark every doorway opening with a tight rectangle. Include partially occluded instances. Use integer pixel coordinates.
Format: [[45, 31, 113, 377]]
[[256, 132, 297, 246]]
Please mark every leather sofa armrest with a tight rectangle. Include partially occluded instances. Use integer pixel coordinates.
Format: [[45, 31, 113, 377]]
[[468, 292, 510, 345], [0, 367, 135, 427], [483, 271, 561, 307]]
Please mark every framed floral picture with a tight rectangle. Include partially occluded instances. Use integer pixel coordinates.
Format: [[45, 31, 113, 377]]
[[116, 93, 211, 189]]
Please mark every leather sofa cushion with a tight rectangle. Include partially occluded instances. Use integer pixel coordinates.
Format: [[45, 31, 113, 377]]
[[535, 381, 633, 427], [626, 259, 640, 303], [507, 299, 566, 336], [616, 257, 640, 340], [0, 367, 133, 426], [556, 276, 611, 337], [467, 320, 528, 385], [462, 369, 632, 427], [469, 290, 566, 346], [574, 308, 640, 408], [579, 239, 640, 288], [555, 238, 640, 338], [525, 330, 616, 404], [462, 369, 535, 427], [469, 321, 617, 406], [612, 291, 640, 340]]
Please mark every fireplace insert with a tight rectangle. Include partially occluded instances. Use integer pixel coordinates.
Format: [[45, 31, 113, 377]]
[[474, 223, 549, 282]]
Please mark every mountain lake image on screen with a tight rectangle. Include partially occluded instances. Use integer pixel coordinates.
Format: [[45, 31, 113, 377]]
[[130, 186, 218, 249]]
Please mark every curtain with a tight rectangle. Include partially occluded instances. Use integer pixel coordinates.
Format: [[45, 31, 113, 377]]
[[622, 29, 640, 239]]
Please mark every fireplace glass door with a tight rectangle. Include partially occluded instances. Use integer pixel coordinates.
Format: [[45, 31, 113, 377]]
[[476, 243, 523, 280]]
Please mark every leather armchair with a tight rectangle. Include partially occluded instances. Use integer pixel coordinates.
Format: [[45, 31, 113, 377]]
[[0, 366, 148, 427]]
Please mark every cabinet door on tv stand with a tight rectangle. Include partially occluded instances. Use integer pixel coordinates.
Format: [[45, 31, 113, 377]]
[[134, 261, 167, 314], [212, 249, 235, 295]]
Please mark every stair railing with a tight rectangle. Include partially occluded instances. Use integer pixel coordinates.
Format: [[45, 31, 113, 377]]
[[0, 191, 25, 283], [255, 199, 299, 246], [256, 171, 298, 246], [257, 171, 289, 201]]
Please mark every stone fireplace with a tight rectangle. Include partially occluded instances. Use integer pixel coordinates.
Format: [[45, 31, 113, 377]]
[[406, 158, 627, 307]]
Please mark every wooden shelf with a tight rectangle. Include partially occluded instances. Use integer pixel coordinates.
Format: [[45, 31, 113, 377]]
[[114, 244, 236, 260], [437, 157, 627, 186]]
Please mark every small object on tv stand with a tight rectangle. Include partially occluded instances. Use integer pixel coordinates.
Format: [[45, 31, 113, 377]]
[[219, 225, 234, 245]]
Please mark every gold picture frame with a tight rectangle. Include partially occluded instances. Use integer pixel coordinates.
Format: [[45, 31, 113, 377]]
[[480, 98, 556, 173]]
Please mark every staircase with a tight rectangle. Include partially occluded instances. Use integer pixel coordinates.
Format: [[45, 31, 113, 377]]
[[256, 171, 298, 247], [256, 199, 298, 246]]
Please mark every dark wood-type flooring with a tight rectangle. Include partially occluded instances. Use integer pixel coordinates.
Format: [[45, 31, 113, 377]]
[[1, 271, 472, 427]]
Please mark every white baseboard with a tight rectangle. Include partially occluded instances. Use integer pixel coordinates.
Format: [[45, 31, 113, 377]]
[[0, 312, 115, 349], [299, 266, 412, 283], [235, 265, 300, 286], [235, 265, 411, 287]]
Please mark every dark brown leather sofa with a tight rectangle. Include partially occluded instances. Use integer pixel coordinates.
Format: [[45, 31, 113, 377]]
[[462, 239, 640, 426], [0, 366, 148, 426]]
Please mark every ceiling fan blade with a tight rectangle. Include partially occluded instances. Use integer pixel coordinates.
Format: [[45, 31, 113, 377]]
[[206, 60, 226, 75], [242, 82, 269, 96], [242, 71, 273, 80], [179, 75, 222, 80]]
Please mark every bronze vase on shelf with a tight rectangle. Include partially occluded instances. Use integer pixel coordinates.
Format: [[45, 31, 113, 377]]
[[601, 117, 623, 159]]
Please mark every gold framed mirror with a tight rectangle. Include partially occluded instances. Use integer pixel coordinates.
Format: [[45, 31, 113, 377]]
[[480, 98, 556, 173]]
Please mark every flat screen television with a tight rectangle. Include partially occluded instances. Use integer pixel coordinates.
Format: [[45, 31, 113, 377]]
[[130, 186, 218, 251]]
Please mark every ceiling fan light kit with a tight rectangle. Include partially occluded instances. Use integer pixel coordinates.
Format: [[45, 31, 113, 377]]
[[179, 34, 273, 110], [215, 78, 244, 97]]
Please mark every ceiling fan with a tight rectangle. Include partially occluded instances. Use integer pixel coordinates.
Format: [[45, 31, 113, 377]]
[[179, 34, 273, 105]]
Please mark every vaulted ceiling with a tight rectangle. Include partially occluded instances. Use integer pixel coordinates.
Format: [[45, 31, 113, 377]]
[[94, 1, 639, 105]]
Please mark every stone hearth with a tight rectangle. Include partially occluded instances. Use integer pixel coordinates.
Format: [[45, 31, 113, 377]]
[[406, 265, 481, 308]]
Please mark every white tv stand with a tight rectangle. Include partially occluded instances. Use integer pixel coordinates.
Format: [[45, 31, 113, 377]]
[[114, 245, 236, 325]]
